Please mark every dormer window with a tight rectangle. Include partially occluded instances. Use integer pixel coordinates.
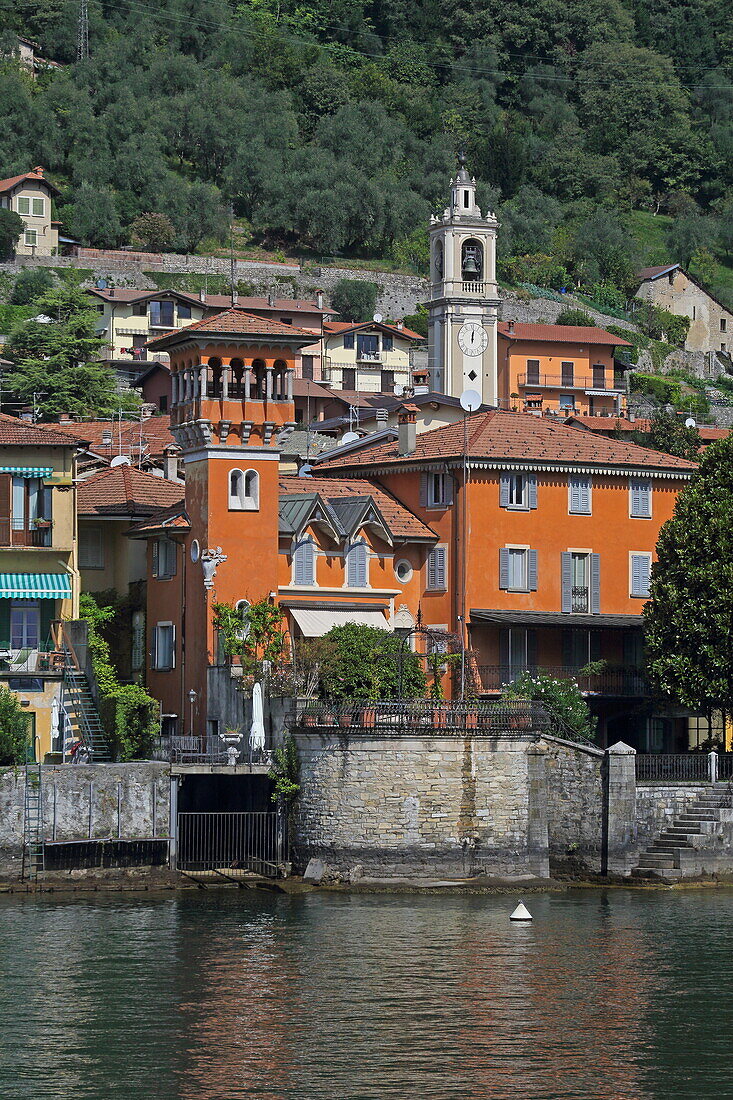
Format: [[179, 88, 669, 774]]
[[346, 539, 368, 588], [229, 469, 259, 511], [293, 538, 316, 586]]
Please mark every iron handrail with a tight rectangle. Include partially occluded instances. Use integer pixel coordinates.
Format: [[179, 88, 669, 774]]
[[297, 698, 549, 737]]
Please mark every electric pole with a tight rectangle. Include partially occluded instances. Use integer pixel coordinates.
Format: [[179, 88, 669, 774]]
[[77, 0, 89, 62]]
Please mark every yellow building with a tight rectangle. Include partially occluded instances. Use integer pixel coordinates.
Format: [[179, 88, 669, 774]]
[[0, 414, 82, 759], [0, 167, 59, 256], [321, 321, 423, 393]]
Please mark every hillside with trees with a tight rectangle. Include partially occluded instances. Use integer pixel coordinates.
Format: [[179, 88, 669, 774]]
[[0, 0, 731, 306]]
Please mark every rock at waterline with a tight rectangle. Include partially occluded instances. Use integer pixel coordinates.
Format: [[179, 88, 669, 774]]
[[303, 858, 327, 884]]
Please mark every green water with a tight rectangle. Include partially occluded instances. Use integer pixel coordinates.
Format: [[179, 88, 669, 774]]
[[1, 888, 732, 1099]]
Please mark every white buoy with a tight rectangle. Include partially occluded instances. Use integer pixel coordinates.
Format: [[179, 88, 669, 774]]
[[510, 901, 533, 922]]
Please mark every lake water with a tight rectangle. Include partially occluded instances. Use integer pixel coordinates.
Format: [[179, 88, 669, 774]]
[[1, 887, 732, 1099]]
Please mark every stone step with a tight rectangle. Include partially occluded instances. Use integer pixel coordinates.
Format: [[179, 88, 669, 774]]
[[638, 855, 676, 869], [653, 840, 692, 851]]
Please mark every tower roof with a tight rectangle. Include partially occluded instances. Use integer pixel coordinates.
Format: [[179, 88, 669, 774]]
[[147, 308, 316, 350]]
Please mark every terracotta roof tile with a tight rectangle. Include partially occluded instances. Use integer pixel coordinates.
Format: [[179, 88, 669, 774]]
[[0, 167, 59, 195], [498, 322, 632, 346], [148, 308, 314, 348], [49, 416, 175, 458], [78, 466, 184, 517], [315, 410, 697, 474], [0, 413, 83, 447], [127, 502, 191, 536], [567, 415, 729, 444], [280, 475, 436, 541], [636, 265, 680, 281], [324, 320, 423, 340]]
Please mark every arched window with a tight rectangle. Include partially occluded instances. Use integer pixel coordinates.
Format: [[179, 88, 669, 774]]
[[228, 468, 259, 511], [461, 238, 483, 281], [293, 538, 315, 586], [346, 539, 368, 588]]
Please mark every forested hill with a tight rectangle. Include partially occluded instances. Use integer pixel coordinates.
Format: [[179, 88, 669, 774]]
[[0, 0, 732, 303]]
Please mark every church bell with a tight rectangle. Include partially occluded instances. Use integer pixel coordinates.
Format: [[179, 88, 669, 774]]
[[462, 250, 479, 277]]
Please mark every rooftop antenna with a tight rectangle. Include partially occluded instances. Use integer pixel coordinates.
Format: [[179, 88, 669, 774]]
[[77, 0, 89, 61]]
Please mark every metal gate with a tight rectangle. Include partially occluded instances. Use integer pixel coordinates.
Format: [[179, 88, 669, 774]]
[[177, 812, 287, 877]]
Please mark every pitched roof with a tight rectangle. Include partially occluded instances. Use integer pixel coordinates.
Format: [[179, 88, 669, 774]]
[[279, 475, 436, 541], [497, 322, 632, 347], [204, 294, 329, 315], [127, 502, 191, 537], [0, 413, 83, 447], [147, 308, 315, 348], [77, 466, 184, 517], [0, 166, 59, 196], [323, 320, 424, 341], [566, 414, 729, 444], [48, 416, 175, 459], [315, 410, 697, 475], [636, 265, 680, 281], [292, 378, 336, 400]]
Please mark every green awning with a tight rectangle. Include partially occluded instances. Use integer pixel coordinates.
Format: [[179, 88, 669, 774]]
[[0, 467, 54, 478], [0, 574, 72, 599]]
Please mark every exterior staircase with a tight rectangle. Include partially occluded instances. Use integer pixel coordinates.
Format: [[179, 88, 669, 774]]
[[632, 784, 733, 881], [22, 764, 44, 881], [62, 667, 111, 761]]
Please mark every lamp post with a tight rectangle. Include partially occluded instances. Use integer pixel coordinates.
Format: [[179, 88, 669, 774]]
[[188, 688, 197, 741]]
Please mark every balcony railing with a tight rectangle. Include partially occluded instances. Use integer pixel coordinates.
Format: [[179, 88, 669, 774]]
[[461, 281, 491, 295], [477, 664, 649, 696], [356, 351, 383, 364], [297, 699, 550, 737], [572, 585, 589, 613], [519, 372, 620, 391], [153, 734, 271, 766], [0, 519, 53, 547]]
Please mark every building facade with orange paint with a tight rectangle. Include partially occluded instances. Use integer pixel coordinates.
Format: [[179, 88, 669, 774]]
[[497, 322, 631, 418]]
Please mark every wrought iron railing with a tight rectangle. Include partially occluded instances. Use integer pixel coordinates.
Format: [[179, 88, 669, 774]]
[[296, 699, 549, 737], [636, 754, 710, 781], [518, 372, 621, 391], [717, 754, 733, 781], [0, 518, 53, 547], [153, 734, 271, 765], [572, 585, 589, 613], [477, 664, 649, 696]]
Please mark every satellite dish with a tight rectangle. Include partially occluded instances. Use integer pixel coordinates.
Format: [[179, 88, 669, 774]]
[[393, 384, 404, 398], [298, 463, 313, 478], [96, 279, 107, 290], [341, 431, 360, 445], [685, 417, 696, 428], [110, 455, 131, 467], [373, 313, 383, 323], [460, 388, 481, 413]]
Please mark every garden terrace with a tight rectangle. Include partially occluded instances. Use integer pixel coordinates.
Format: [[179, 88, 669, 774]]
[[296, 699, 550, 737]]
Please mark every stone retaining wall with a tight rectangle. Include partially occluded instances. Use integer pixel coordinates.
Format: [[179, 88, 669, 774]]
[[293, 731, 549, 879], [544, 736, 605, 873], [635, 783, 709, 851], [0, 762, 170, 875]]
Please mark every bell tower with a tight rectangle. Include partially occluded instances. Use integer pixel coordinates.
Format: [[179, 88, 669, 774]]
[[427, 154, 500, 403]]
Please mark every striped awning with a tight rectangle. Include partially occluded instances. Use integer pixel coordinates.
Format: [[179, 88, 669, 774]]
[[0, 573, 72, 599], [0, 467, 54, 478]]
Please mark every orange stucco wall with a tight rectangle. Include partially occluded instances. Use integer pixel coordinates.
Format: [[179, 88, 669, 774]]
[[497, 336, 624, 416]]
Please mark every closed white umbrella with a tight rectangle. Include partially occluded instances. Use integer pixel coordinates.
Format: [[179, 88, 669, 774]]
[[249, 682, 266, 758], [50, 696, 60, 751]]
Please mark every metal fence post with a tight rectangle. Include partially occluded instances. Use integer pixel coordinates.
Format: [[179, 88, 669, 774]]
[[709, 750, 718, 785]]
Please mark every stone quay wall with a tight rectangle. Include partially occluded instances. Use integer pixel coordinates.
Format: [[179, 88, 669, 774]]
[[635, 783, 709, 852], [544, 737, 605, 873], [0, 762, 170, 875], [293, 731, 550, 879]]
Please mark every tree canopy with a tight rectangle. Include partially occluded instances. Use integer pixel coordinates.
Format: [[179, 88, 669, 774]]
[[644, 436, 733, 718]]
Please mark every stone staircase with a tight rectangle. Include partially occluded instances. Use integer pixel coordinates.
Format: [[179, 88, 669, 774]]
[[632, 784, 733, 881]]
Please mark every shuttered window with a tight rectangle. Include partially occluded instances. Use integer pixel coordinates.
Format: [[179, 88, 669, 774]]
[[562, 552, 600, 613], [427, 546, 447, 590], [79, 526, 104, 569], [499, 548, 537, 592], [346, 541, 368, 587], [630, 553, 652, 597], [152, 623, 175, 671], [293, 539, 315, 585], [425, 471, 453, 508], [153, 538, 177, 579], [500, 473, 537, 510], [568, 476, 591, 514], [630, 478, 652, 518]]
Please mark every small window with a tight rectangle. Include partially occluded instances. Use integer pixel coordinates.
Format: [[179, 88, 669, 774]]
[[383, 335, 393, 352], [31, 197, 44, 217], [630, 553, 652, 598], [561, 362, 574, 386], [342, 367, 356, 390], [133, 302, 147, 317], [569, 476, 591, 515], [427, 472, 452, 508], [279, 317, 293, 325], [177, 304, 192, 320], [153, 537, 177, 579], [17, 197, 30, 215], [629, 478, 652, 519], [395, 559, 413, 584], [427, 546, 447, 591], [526, 359, 540, 384], [721, 319, 727, 333], [228, 468, 259, 511], [343, 333, 355, 350], [79, 526, 104, 569], [301, 356, 314, 380], [24, 229, 37, 247], [463, 189, 470, 208], [293, 538, 315, 586], [559, 394, 575, 412], [152, 623, 175, 670], [159, 395, 168, 413], [346, 540, 368, 588]]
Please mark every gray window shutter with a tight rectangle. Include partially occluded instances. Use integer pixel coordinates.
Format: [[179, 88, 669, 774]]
[[527, 629, 537, 671], [445, 476, 454, 505], [569, 478, 579, 513], [631, 479, 651, 518], [591, 553, 601, 613], [151, 626, 157, 669], [294, 543, 305, 585], [528, 475, 538, 510], [631, 554, 642, 595], [436, 547, 446, 589], [499, 548, 510, 590], [168, 540, 177, 577], [420, 474, 428, 507], [528, 549, 538, 591], [350, 542, 367, 587], [171, 624, 176, 669], [359, 544, 368, 587], [152, 541, 159, 578], [580, 478, 591, 513], [500, 473, 510, 508], [427, 549, 436, 589], [500, 629, 510, 678], [561, 552, 573, 612]]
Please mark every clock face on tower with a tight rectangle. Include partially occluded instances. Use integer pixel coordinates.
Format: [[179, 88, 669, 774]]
[[458, 321, 488, 356]]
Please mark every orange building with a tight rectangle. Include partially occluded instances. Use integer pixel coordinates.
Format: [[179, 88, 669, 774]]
[[497, 322, 632, 417], [315, 410, 696, 748]]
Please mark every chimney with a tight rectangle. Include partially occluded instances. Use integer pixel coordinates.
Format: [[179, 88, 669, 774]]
[[58, 412, 72, 424], [163, 444, 180, 481], [108, 287, 115, 298], [507, 320, 515, 336], [231, 288, 238, 306], [396, 319, 404, 331], [316, 289, 324, 310], [199, 289, 206, 303], [398, 403, 418, 457], [376, 408, 388, 427], [267, 291, 275, 308]]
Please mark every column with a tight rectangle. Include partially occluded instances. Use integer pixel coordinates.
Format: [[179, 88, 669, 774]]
[[221, 361, 229, 400], [244, 368, 252, 400], [603, 741, 637, 875], [170, 371, 179, 406], [266, 366, 274, 401], [287, 368, 294, 401], [199, 364, 207, 399], [184, 369, 192, 402]]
